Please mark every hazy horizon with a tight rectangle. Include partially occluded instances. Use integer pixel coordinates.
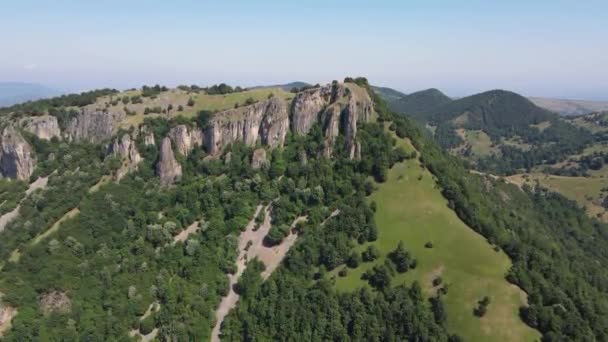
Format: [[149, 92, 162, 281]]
[[1, 0, 607, 100]]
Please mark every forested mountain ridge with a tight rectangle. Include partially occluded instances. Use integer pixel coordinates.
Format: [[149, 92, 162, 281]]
[[387, 88, 452, 119], [0, 78, 606, 341], [379, 87, 595, 174]]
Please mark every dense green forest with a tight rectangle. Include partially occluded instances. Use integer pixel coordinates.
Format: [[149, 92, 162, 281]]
[[387, 88, 452, 120], [384, 88, 595, 174]]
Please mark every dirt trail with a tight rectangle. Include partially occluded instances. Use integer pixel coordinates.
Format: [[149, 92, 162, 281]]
[[211, 204, 267, 342], [0, 174, 51, 232], [211, 207, 340, 341], [173, 221, 200, 243], [0, 306, 16, 337], [258, 215, 307, 279]]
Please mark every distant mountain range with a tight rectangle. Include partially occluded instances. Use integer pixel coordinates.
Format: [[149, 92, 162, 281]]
[[251, 81, 311, 92], [528, 97, 608, 116], [0, 82, 59, 107]]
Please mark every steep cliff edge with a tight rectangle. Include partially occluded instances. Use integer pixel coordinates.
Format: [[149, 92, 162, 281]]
[[204, 82, 373, 158], [109, 133, 143, 179], [0, 127, 36, 181], [156, 137, 182, 185], [65, 108, 125, 143], [20, 116, 61, 140], [168, 125, 203, 156], [204, 96, 289, 155]]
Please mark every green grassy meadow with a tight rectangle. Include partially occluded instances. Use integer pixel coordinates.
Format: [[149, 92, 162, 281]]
[[335, 138, 540, 341]]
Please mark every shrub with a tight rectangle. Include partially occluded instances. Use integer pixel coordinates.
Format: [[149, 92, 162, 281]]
[[361, 245, 380, 262]]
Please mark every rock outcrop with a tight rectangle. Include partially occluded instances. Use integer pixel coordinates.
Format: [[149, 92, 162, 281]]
[[156, 137, 182, 185], [109, 134, 142, 179], [291, 86, 333, 135], [65, 108, 125, 143], [0, 127, 36, 181], [20, 115, 61, 140], [168, 125, 203, 156], [203, 83, 372, 159], [251, 149, 268, 170], [205, 96, 289, 155]]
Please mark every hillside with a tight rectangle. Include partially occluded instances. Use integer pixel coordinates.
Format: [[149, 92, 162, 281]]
[[387, 89, 594, 174], [370, 85, 407, 103], [530, 96, 608, 116], [335, 132, 539, 341], [0, 78, 606, 341], [387, 88, 452, 119]]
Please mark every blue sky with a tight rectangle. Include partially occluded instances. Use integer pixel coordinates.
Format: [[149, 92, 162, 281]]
[[1, 0, 607, 99]]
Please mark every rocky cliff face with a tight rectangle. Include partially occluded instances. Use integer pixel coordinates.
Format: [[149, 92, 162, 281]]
[[66, 108, 125, 143], [205, 96, 289, 155], [204, 83, 372, 159], [21, 115, 61, 140], [0, 126, 36, 181], [156, 137, 182, 185], [168, 125, 203, 156], [109, 133, 142, 179], [291, 86, 333, 135]]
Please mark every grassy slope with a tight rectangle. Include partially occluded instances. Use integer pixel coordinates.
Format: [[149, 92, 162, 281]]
[[85, 87, 294, 129], [335, 136, 540, 341]]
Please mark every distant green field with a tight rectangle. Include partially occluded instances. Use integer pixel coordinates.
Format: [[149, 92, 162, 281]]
[[452, 129, 498, 158], [335, 138, 540, 341]]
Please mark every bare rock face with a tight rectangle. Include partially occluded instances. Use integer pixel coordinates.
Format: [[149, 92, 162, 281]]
[[290, 86, 333, 135], [168, 125, 203, 156], [0, 127, 36, 181], [260, 96, 289, 148], [320, 104, 342, 158], [156, 137, 182, 185], [20, 115, 61, 140], [65, 108, 125, 143], [109, 133, 142, 179], [292, 83, 373, 159], [205, 97, 289, 155], [140, 126, 156, 146], [251, 149, 268, 170]]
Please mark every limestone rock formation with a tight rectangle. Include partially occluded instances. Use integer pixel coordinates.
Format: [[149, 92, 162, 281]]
[[20, 115, 61, 140], [140, 126, 156, 146], [260, 96, 289, 148], [0, 127, 36, 181], [290, 86, 333, 135], [205, 97, 289, 155], [168, 125, 203, 156], [203, 83, 372, 159], [251, 149, 268, 170], [156, 137, 182, 185], [109, 133, 142, 179], [65, 108, 125, 143]]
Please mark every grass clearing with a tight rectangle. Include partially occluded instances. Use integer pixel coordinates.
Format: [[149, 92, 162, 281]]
[[335, 137, 540, 341], [453, 129, 498, 157], [115, 87, 294, 129]]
